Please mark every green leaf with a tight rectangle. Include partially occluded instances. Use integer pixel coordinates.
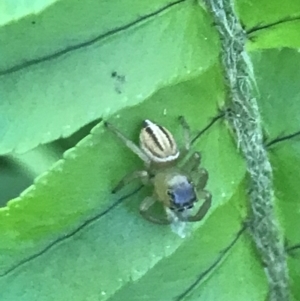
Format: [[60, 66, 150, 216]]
[[0, 0, 218, 154], [0, 65, 247, 300], [248, 21, 300, 50], [236, 0, 300, 49], [0, 0, 57, 26], [108, 183, 267, 301], [2, 1, 300, 299], [251, 49, 300, 137], [0, 159, 32, 207]]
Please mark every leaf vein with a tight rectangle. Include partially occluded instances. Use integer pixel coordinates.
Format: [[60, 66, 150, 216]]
[[0, 186, 143, 278], [0, 0, 186, 76], [174, 224, 247, 301]]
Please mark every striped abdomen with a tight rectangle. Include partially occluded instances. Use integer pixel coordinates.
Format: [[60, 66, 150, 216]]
[[139, 119, 179, 163]]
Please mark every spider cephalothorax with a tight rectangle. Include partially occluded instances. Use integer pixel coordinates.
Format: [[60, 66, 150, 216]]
[[165, 175, 197, 211], [105, 117, 212, 224]]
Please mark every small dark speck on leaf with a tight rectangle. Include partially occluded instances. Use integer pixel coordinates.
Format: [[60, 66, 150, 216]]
[[31, 21, 36, 25], [111, 71, 126, 94], [115, 87, 122, 94], [111, 71, 126, 82]]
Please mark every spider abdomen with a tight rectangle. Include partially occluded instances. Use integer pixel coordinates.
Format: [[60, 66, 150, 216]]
[[140, 119, 179, 163]]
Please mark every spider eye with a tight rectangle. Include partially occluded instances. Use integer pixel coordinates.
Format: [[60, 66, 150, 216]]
[[167, 190, 175, 199]]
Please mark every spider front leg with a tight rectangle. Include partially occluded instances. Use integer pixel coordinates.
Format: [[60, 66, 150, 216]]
[[178, 116, 191, 155], [140, 196, 171, 225], [188, 165, 211, 222], [195, 167, 208, 190], [181, 151, 201, 174], [105, 121, 150, 165], [112, 170, 149, 193], [187, 190, 212, 222]]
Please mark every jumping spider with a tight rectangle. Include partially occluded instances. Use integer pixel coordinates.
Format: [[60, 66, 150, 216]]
[[104, 117, 212, 225]]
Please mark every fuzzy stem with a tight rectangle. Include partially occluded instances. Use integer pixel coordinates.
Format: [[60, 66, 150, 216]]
[[201, 0, 289, 299]]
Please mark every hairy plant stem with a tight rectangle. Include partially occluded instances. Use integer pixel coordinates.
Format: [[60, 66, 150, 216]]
[[201, 0, 289, 300]]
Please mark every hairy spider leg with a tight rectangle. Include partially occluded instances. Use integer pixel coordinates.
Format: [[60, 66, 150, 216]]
[[181, 151, 201, 173], [187, 190, 211, 222], [187, 166, 211, 222], [139, 196, 171, 225], [104, 121, 150, 164], [178, 115, 191, 154], [112, 170, 149, 193]]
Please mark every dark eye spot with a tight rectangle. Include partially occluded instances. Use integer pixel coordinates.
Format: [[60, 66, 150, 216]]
[[167, 190, 174, 198], [149, 173, 155, 179]]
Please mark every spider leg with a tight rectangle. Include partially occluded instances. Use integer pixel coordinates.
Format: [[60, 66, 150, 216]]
[[140, 196, 171, 225], [105, 121, 150, 164], [195, 168, 208, 191], [178, 116, 191, 155], [184, 165, 210, 222], [112, 170, 149, 193], [181, 151, 201, 173], [187, 190, 212, 222]]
